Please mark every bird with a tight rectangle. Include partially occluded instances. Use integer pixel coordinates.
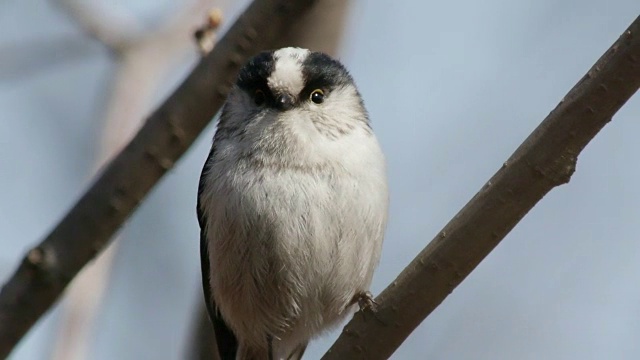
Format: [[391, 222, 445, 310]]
[[197, 47, 388, 360]]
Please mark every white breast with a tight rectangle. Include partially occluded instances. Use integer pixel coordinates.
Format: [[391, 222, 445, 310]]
[[200, 112, 388, 353]]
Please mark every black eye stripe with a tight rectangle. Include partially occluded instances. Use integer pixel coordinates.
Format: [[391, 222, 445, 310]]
[[301, 52, 353, 94], [235, 50, 355, 109], [237, 51, 275, 92]]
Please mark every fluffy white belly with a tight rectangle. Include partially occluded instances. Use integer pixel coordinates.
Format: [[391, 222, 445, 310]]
[[203, 161, 387, 347]]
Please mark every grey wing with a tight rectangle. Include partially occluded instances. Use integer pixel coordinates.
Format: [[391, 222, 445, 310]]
[[198, 147, 238, 360]]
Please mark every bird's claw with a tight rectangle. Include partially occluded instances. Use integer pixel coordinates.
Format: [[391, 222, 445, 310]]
[[353, 291, 378, 313]]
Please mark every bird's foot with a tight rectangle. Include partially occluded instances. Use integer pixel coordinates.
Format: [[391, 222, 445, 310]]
[[353, 291, 378, 313]]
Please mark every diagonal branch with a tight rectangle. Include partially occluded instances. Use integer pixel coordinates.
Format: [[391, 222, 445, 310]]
[[0, 0, 318, 357], [323, 15, 640, 360]]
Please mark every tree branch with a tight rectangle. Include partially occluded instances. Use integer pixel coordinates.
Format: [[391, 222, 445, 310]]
[[0, 0, 318, 357], [323, 15, 640, 360]]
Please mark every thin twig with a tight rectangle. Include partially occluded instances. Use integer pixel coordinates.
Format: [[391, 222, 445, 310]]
[[194, 8, 223, 55], [323, 15, 640, 360], [0, 0, 317, 357]]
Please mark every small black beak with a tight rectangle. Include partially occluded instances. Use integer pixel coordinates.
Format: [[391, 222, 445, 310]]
[[275, 93, 295, 111]]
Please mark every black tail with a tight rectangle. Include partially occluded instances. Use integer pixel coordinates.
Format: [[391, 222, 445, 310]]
[[211, 311, 238, 360]]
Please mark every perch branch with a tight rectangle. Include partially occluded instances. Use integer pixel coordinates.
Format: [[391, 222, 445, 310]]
[[323, 15, 640, 360]]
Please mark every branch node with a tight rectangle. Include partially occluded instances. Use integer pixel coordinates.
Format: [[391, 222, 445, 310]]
[[229, 53, 245, 66], [243, 26, 258, 41], [532, 165, 546, 179], [194, 8, 223, 56], [108, 185, 129, 214], [427, 262, 439, 271], [236, 38, 252, 52], [26, 245, 56, 273], [144, 148, 175, 170], [108, 196, 127, 214], [26, 248, 43, 267], [168, 121, 188, 147]]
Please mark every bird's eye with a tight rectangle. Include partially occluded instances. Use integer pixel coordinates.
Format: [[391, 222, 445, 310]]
[[310, 89, 324, 104], [254, 89, 266, 106]]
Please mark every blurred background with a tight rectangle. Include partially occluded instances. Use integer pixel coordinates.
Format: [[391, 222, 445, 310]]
[[2, 0, 640, 359]]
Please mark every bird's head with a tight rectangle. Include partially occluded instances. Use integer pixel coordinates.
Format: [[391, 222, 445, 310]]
[[219, 47, 369, 140]]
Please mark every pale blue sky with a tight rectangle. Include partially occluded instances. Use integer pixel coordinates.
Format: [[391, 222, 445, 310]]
[[2, 0, 640, 359]]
